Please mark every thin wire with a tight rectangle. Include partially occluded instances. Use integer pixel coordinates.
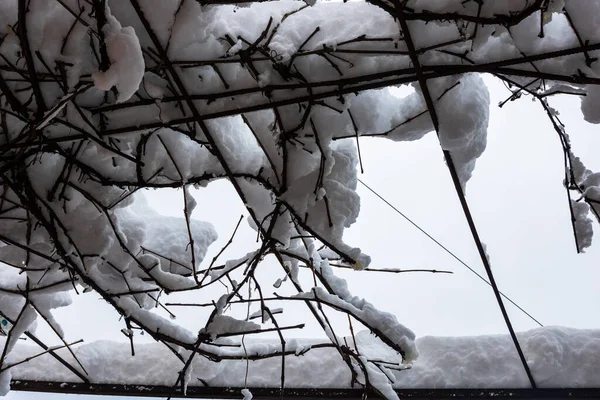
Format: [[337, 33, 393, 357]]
[[358, 178, 544, 328]]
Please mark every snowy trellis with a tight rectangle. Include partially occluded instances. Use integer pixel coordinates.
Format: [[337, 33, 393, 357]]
[[0, 0, 600, 398]]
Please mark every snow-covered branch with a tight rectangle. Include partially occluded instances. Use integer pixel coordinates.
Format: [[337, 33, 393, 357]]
[[1, 0, 599, 397]]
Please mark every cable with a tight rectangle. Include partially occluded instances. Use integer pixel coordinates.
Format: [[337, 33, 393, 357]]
[[358, 178, 543, 328]]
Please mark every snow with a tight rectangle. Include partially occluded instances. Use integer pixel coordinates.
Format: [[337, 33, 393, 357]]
[[293, 287, 418, 363], [206, 315, 261, 339], [119, 192, 218, 276], [0, 371, 10, 397], [396, 327, 600, 388], [2, 327, 600, 391], [564, 0, 600, 44], [435, 74, 491, 187], [241, 388, 253, 400], [92, 4, 145, 103], [581, 85, 600, 124], [572, 201, 593, 251]]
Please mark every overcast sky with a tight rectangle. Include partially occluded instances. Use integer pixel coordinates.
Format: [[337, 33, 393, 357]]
[[5, 75, 600, 399]]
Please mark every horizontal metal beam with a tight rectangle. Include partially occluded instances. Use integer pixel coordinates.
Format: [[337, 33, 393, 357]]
[[10, 380, 600, 399]]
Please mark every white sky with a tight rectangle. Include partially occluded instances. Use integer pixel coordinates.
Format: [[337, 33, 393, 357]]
[[5, 75, 600, 399]]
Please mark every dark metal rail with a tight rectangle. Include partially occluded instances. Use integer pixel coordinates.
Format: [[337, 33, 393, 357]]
[[10, 380, 600, 399]]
